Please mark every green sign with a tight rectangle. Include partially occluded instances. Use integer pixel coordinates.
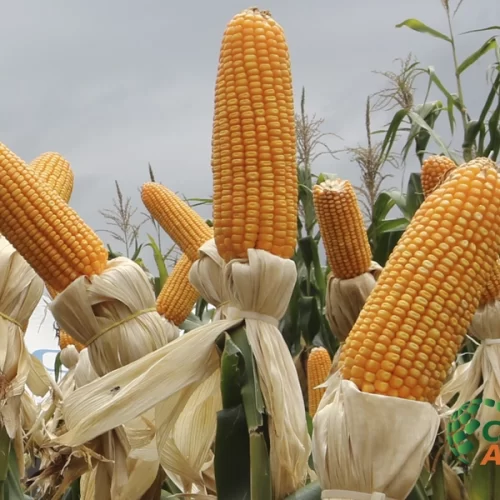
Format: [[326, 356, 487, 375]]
[[447, 397, 500, 464]]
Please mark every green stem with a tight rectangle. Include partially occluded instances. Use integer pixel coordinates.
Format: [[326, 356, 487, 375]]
[[446, 8, 468, 141], [0, 426, 11, 500]]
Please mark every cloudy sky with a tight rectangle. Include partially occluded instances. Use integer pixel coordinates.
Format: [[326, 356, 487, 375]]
[[1, 0, 498, 358]]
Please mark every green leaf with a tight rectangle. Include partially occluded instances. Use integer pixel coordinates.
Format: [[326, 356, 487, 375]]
[[484, 93, 500, 160], [371, 192, 396, 224], [405, 173, 424, 217], [298, 296, 321, 345], [284, 481, 322, 499], [54, 351, 62, 383], [214, 405, 251, 500], [460, 26, 500, 35], [457, 37, 498, 74], [220, 334, 244, 408], [406, 478, 430, 500], [146, 235, 168, 290], [377, 218, 409, 234], [372, 229, 404, 266], [298, 237, 314, 270], [380, 109, 408, 159], [407, 111, 460, 162], [396, 19, 452, 42], [429, 459, 446, 500], [385, 191, 409, 219]]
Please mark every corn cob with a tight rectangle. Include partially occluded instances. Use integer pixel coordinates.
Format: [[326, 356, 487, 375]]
[[421, 155, 456, 198], [156, 254, 199, 325], [339, 159, 500, 403], [30, 152, 74, 203], [59, 330, 84, 351], [313, 178, 371, 279], [479, 258, 500, 305], [141, 183, 213, 262], [0, 142, 108, 292], [211, 8, 298, 262], [307, 347, 331, 417]]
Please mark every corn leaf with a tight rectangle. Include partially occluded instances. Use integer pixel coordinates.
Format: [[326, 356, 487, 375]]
[[377, 218, 409, 234], [298, 296, 321, 345], [460, 26, 500, 35], [407, 111, 459, 162], [395, 19, 452, 43], [405, 173, 424, 218], [429, 459, 446, 500], [457, 37, 499, 75], [380, 109, 408, 159], [284, 481, 322, 499], [406, 478, 429, 500], [146, 235, 168, 290], [484, 91, 500, 160], [231, 327, 271, 500]]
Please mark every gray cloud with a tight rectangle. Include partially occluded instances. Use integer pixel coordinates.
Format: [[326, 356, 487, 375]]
[[1, 0, 498, 270]]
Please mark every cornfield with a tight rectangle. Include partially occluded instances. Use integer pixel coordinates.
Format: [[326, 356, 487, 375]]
[[0, 4, 500, 500]]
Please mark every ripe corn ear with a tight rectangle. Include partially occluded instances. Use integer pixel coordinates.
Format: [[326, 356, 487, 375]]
[[313, 178, 371, 279], [30, 152, 74, 203], [307, 347, 331, 417], [480, 258, 500, 305], [156, 254, 199, 326], [59, 330, 84, 352], [339, 158, 500, 403], [421, 155, 456, 198], [211, 8, 298, 262], [141, 183, 213, 262], [0, 142, 108, 292]]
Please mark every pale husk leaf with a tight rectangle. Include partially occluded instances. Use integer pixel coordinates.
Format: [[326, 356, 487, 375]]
[[155, 368, 221, 492], [189, 238, 228, 319], [50, 257, 178, 376], [223, 249, 311, 498], [56, 319, 242, 447], [312, 374, 440, 499], [325, 261, 382, 342], [0, 236, 44, 439]]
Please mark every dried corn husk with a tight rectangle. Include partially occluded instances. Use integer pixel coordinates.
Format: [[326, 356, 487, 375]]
[[325, 262, 382, 342], [55, 251, 309, 498], [312, 373, 440, 500], [189, 238, 228, 320], [222, 250, 311, 497], [438, 300, 500, 463], [0, 236, 44, 442], [54, 319, 242, 477], [50, 257, 178, 376], [49, 257, 176, 498]]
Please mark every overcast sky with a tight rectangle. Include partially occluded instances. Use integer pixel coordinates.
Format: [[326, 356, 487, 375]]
[[1, 1, 498, 353]]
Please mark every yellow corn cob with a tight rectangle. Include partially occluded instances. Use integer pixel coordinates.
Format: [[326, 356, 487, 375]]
[[480, 258, 500, 305], [30, 152, 74, 203], [339, 159, 500, 403], [141, 183, 213, 262], [211, 8, 298, 262], [421, 155, 456, 198], [0, 142, 108, 293], [156, 254, 199, 325], [307, 347, 331, 417], [59, 330, 84, 351], [313, 178, 371, 279], [46, 284, 58, 300]]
